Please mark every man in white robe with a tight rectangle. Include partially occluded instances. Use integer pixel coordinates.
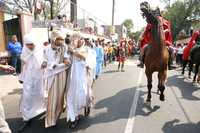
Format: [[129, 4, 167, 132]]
[[19, 34, 46, 132], [43, 30, 71, 128], [66, 35, 89, 128], [0, 65, 15, 133], [85, 39, 96, 106]]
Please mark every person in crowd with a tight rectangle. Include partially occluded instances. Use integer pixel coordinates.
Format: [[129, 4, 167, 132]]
[[108, 42, 113, 63], [103, 42, 108, 67], [177, 44, 183, 65], [182, 31, 200, 76], [7, 35, 22, 74], [18, 34, 46, 132], [85, 39, 96, 105], [95, 40, 104, 79], [65, 34, 71, 45], [43, 30, 71, 128], [0, 64, 15, 133], [66, 34, 89, 128], [128, 40, 133, 57], [0, 99, 11, 133], [117, 39, 126, 72], [43, 41, 50, 47]]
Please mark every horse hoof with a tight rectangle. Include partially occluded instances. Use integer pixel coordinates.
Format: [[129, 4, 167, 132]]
[[160, 95, 165, 101]]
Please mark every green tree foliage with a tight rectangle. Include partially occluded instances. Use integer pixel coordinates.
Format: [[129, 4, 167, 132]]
[[129, 31, 142, 41], [122, 19, 134, 37], [163, 0, 200, 40]]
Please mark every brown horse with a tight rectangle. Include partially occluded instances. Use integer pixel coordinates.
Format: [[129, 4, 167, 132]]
[[140, 2, 169, 102]]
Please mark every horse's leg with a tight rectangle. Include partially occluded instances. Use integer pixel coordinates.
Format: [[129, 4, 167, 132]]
[[158, 70, 167, 101], [182, 60, 187, 75], [146, 71, 152, 102], [157, 74, 161, 94], [193, 64, 199, 82], [188, 60, 193, 78]]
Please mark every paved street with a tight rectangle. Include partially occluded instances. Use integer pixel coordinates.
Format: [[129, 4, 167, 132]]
[[1, 59, 200, 133]]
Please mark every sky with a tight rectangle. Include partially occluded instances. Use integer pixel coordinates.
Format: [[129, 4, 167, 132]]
[[78, 0, 166, 31]]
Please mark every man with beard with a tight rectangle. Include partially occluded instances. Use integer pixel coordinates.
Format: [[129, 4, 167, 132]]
[[66, 34, 89, 128], [43, 30, 71, 128]]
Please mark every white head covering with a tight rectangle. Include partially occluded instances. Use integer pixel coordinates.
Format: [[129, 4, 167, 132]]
[[50, 30, 65, 42], [21, 33, 44, 66]]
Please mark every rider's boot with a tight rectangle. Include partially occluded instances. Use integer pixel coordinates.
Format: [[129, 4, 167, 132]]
[[137, 54, 144, 68]]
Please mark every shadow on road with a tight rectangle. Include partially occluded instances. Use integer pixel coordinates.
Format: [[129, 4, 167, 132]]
[[135, 91, 161, 117], [8, 88, 22, 95], [167, 74, 200, 101], [103, 70, 119, 74], [6, 86, 160, 133], [162, 119, 200, 133]]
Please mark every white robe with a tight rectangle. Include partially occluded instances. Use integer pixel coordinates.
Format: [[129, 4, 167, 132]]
[[67, 46, 88, 122], [86, 47, 97, 79], [20, 53, 46, 121], [86, 47, 96, 104]]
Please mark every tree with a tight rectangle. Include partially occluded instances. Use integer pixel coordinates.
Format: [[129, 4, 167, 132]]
[[122, 19, 134, 38], [160, 0, 171, 7], [162, 0, 200, 40], [131, 31, 142, 41], [2, 0, 39, 19], [2, 0, 70, 20]]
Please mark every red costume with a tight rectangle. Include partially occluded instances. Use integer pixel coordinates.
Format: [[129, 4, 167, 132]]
[[117, 40, 127, 62], [182, 31, 200, 60], [140, 16, 173, 49]]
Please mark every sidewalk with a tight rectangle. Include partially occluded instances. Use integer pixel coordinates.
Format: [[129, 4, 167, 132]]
[[0, 73, 22, 98]]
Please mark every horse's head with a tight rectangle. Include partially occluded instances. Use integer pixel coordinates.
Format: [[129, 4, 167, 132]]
[[140, 2, 165, 47], [140, 1, 160, 25], [140, 1, 150, 17]]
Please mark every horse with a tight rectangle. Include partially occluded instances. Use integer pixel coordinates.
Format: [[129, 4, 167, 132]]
[[190, 45, 200, 82], [140, 2, 169, 102]]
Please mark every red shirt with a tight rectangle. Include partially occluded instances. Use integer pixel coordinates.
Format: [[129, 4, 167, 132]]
[[183, 31, 200, 60], [140, 17, 172, 49]]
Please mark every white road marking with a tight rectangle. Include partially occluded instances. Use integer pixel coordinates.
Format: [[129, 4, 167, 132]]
[[124, 69, 144, 133]]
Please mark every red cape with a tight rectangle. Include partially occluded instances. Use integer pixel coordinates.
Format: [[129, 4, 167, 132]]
[[140, 17, 173, 49], [183, 31, 200, 60]]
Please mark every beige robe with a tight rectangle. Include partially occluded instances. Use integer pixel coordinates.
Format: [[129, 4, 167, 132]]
[[44, 45, 70, 128]]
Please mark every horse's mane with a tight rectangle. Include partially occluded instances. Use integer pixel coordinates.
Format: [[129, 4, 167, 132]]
[[151, 16, 165, 50]]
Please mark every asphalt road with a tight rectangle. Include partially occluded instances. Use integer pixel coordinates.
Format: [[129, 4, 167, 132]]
[[2, 59, 200, 133]]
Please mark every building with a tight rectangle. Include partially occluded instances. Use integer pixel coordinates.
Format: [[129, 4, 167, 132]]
[[77, 18, 97, 34], [114, 25, 127, 39], [103, 24, 127, 42], [0, 3, 32, 52]]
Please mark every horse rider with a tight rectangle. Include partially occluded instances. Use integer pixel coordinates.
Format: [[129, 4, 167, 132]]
[[137, 1, 173, 69], [182, 31, 200, 76]]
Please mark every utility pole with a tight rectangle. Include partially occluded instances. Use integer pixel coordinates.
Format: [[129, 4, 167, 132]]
[[112, 0, 115, 26], [71, 0, 77, 27]]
